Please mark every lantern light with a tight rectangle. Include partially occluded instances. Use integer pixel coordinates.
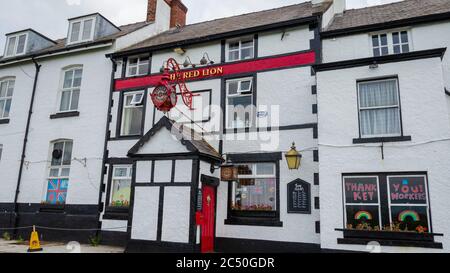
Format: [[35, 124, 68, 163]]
[[200, 53, 214, 65], [285, 142, 302, 170], [183, 56, 196, 68]]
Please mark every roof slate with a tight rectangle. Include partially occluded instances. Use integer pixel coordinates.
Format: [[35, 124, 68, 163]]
[[324, 0, 450, 32]]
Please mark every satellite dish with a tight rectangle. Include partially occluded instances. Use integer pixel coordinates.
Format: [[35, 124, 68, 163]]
[[52, 149, 63, 160]]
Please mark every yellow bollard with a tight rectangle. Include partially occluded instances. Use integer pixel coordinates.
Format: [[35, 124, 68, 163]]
[[27, 225, 43, 252]]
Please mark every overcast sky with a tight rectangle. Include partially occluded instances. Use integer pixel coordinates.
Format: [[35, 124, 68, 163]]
[[0, 0, 400, 49]]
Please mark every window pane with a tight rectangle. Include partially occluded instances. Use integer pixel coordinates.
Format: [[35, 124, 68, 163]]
[[0, 100, 4, 118], [229, 42, 239, 50], [63, 70, 74, 89], [344, 177, 379, 204], [232, 178, 276, 211], [73, 69, 83, 87], [360, 108, 400, 136], [62, 141, 73, 165], [401, 31, 408, 43], [241, 48, 253, 59], [381, 46, 389, 55], [114, 167, 128, 177], [70, 22, 81, 42], [228, 96, 252, 107], [345, 205, 380, 230], [70, 89, 80, 110], [121, 107, 143, 135], [390, 206, 429, 232], [138, 63, 149, 75], [241, 40, 253, 48], [373, 48, 380, 57], [0, 82, 7, 97], [3, 99, 11, 118], [61, 168, 70, 177], [128, 67, 137, 76], [256, 163, 275, 175], [46, 179, 68, 205], [393, 45, 401, 54], [6, 81, 14, 97], [359, 80, 398, 108], [51, 142, 64, 166], [402, 44, 409, 53], [82, 19, 93, 40], [237, 164, 253, 175], [388, 176, 427, 205], [16, 34, 26, 54], [228, 50, 239, 61], [49, 168, 59, 177], [6, 37, 16, 56], [129, 58, 138, 65], [227, 81, 239, 95], [372, 35, 379, 47], [392, 32, 399, 44], [228, 96, 252, 128], [240, 80, 252, 92], [60, 91, 71, 111], [110, 179, 131, 207], [380, 34, 387, 45]]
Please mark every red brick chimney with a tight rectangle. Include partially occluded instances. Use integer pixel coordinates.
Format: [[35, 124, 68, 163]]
[[166, 0, 188, 28], [146, 0, 157, 22], [147, 0, 187, 27]]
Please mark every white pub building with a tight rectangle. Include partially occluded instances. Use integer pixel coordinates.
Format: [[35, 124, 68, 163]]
[[0, 0, 449, 253]]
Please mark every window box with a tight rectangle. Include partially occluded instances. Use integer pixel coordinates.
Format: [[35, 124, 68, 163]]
[[103, 206, 129, 220], [50, 111, 80, 119], [39, 203, 65, 213], [338, 229, 439, 242], [0, 119, 9, 124], [225, 217, 283, 227]]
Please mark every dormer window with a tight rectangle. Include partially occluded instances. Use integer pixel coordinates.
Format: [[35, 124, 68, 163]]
[[4, 33, 27, 57], [68, 17, 95, 44]]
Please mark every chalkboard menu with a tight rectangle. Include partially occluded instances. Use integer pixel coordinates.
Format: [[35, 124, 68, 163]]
[[287, 179, 311, 214]]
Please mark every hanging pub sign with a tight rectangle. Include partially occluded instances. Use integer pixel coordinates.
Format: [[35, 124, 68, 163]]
[[220, 164, 238, 181], [344, 177, 379, 204], [151, 58, 199, 112], [388, 176, 427, 204], [287, 179, 311, 214]]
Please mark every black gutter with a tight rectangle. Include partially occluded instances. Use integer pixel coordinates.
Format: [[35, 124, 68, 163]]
[[95, 57, 117, 236], [445, 88, 450, 96], [321, 11, 450, 38], [12, 58, 42, 236], [108, 16, 319, 58], [313, 48, 447, 72]]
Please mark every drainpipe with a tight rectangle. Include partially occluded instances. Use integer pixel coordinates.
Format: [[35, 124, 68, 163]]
[[11, 58, 41, 237]]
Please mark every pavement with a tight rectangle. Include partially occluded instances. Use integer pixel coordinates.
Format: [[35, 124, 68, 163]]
[[0, 239, 124, 253]]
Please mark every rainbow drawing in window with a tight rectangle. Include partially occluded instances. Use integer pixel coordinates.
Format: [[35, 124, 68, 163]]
[[398, 210, 420, 222], [354, 210, 373, 221]]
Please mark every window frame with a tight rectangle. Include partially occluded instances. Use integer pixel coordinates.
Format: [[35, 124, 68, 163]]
[[118, 90, 146, 138], [44, 140, 73, 205], [370, 29, 412, 57], [0, 77, 15, 120], [4, 33, 28, 57], [57, 66, 83, 113], [108, 165, 133, 208], [226, 37, 255, 62], [67, 16, 96, 45], [225, 154, 282, 227], [356, 77, 403, 139], [225, 76, 255, 130], [341, 172, 433, 233], [126, 55, 150, 77]]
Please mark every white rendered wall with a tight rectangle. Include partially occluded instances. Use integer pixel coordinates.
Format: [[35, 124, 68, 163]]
[[316, 58, 450, 252], [258, 26, 314, 57]]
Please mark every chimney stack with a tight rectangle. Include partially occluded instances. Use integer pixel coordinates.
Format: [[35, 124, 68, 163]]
[[146, 0, 188, 28], [165, 0, 188, 28], [146, 0, 157, 22]]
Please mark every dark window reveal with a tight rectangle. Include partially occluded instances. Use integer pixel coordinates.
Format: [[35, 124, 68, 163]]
[[343, 174, 431, 233]]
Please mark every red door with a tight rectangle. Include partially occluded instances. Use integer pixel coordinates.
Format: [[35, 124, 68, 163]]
[[200, 185, 216, 253]]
